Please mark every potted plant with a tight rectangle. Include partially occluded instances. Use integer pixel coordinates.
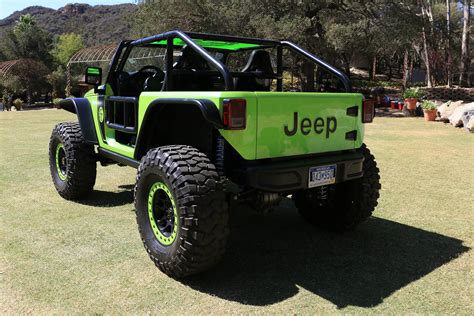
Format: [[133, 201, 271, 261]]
[[402, 87, 422, 111], [421, 100, 437, 121]]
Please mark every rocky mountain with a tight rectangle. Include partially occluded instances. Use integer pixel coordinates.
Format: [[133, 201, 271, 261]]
[[0, 3, 137, 46]]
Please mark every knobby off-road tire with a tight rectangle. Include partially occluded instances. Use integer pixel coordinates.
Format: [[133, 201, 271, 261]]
[[49, 122, 97, 200], [293, 144, 381, 231], [134, 145, 229, 278]]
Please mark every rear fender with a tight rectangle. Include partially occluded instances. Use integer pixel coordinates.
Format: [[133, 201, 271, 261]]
[[134, 98, 222, 160], [58, 98, 98, 145]]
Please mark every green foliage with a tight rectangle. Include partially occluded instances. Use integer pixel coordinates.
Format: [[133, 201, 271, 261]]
[[52, 98, 63, 105], [421, 100, 437, 111], [52, 33, 84, 66], [0, 14, 53, 66], [2, 60, 50, 95], [47, 66, 67, 98], [14, 14, 35, 32], [403, 87, 422, 99]]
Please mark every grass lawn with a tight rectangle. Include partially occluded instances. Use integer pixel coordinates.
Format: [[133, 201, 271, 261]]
[[1, 109, 473, 314]]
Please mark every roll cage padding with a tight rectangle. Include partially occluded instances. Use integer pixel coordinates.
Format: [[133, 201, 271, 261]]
[[58, 98, 99, 145], [134, 98, 223, 160]]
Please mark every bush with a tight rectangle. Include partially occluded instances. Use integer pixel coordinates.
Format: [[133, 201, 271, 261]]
[[403, 87, 422, 99], [53, 98, 63, 105], [13, 98, 24, 111], [421, 100, 437, 111]]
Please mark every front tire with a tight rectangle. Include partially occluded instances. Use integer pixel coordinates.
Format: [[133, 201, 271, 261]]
[[49, 122, 97, 200], [293, 144, 381, 231], [134, 145, 229, 278]]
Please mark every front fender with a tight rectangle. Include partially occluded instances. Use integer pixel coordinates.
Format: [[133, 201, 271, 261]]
[[58, 98, 98, 145]]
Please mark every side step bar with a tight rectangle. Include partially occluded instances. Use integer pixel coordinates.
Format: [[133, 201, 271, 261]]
[[98, 148, 140, 168]]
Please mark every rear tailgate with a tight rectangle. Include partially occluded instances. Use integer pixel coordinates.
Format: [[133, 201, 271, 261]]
[[255, 92, 363, 159]]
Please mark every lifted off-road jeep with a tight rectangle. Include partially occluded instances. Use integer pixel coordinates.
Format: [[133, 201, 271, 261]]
[[50, 31, 380, 278]]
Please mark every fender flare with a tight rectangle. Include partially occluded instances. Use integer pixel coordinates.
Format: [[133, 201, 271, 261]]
[[58, 98, 98, 145], [134, 98, 223, 160]]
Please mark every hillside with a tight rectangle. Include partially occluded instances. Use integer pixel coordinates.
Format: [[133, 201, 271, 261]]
[[0, 3, 137, 46]]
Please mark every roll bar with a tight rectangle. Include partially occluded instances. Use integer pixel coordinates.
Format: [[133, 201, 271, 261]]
[[130, 30, 351, 92], [280, 41, 351, 92], [131, 30, 234, 91]]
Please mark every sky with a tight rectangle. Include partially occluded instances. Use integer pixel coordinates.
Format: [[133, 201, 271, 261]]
[[0, 0, 132, 19]]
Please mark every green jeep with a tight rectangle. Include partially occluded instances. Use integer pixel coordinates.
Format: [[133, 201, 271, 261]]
[[49, 31, 380, 278]]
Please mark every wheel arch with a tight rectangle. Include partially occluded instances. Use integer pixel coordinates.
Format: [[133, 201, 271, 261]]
[[134, 98, 223, 160], [58, 98, 98, 145]]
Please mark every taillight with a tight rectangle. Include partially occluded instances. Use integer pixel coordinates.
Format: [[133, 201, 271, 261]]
[[223, 99, 246, 130], [362, 99, 375, 123]]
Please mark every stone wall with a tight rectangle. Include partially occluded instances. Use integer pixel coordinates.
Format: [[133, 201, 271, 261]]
[[421, 87, 474, 101]]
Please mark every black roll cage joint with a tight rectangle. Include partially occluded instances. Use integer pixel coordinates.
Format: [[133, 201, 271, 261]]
[[127, 30, 351, 93]]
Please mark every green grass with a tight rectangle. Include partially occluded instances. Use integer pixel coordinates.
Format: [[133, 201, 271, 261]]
[[1, 110, 473, 314]]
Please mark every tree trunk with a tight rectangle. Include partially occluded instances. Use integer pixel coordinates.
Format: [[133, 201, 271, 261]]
[[459, 1, 471, 87], [446, 0, 452, 87], [301, 61, 315, 92], [420, 1, 433, 88], [372, 55, 377, 81], [402, 49, 409, 88], [422, 29, 433, 87], [341, 53, 351, 79]]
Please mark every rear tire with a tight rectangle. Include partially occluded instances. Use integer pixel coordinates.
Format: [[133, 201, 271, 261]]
[[49, 122, 97, 200], [134, 145, 229, 278], [293, 144, 381, 231]]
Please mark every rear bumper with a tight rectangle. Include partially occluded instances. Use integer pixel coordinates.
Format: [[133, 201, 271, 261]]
[[244, 150, 364, 193]]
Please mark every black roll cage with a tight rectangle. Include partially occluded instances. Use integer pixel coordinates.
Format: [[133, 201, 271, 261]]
[[108, 30, 351, 93]]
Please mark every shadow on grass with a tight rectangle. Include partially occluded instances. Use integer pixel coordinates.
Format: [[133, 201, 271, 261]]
[[76, 187, 134, 207], [183, 199, 469, 308]]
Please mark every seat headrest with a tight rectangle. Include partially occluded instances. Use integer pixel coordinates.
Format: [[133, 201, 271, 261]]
[[174, 46, 210, 70], [242, 50, 274, 74]]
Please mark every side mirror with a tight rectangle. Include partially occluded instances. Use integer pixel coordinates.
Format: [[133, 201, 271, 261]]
[[85, 67, 102, 86]]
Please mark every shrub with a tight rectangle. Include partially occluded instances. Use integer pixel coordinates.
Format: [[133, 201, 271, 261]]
[[53, 98, 63, 105], [403, 87, 422, 99], [13, 98, 24, 111], [421, 100, 437, 111]]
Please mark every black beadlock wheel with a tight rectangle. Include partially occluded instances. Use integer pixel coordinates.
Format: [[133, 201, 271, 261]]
[[293, 144, 381, 231], [49, 122, 97, 200], [134, 145, 229, 278]]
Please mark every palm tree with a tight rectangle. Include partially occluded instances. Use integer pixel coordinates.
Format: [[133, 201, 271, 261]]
[[14, 14, 36, 33]]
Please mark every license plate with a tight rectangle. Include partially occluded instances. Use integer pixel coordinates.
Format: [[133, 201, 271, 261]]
[[308, 165, 336, 188]]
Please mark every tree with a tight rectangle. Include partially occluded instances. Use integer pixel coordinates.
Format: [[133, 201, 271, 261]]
[[0, 14, 53, 66], [51, 33, 85, 66], [459, 0, 471, 86], [14, 13, 36, 32], [47, 66, 67, 98], [2, 59, 51, 104], [132, 0, 467, 88], [446, 0, 452, 86]]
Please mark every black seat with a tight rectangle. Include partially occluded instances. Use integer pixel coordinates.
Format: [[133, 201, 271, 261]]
[[143, 69, 165, 91], [235, 50, 275, 91], [116, 72, 138, 96], [173, 46, 213, 91]]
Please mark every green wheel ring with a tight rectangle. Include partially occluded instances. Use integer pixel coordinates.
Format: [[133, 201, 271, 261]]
[[147, 182, 179, 246], [55, 143, 67, 181]]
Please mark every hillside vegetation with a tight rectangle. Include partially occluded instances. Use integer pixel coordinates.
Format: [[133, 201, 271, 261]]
[[0, 3, 136, 46]]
